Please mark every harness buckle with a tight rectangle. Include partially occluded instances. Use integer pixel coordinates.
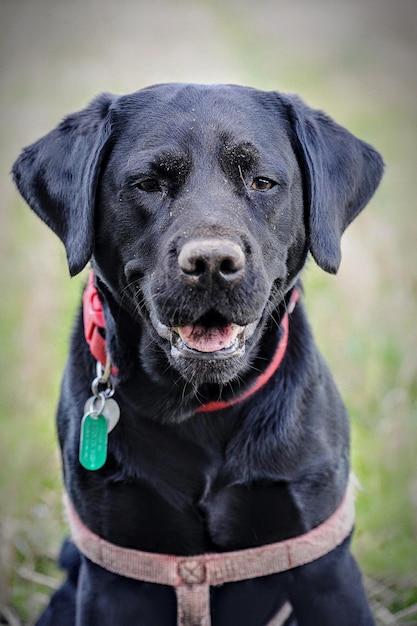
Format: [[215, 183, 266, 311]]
[[177, 559, 207, 585]]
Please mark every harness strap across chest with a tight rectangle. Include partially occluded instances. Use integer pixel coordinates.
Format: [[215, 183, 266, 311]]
[[65, 476, 356, 626], [79, 276, 354, 623]]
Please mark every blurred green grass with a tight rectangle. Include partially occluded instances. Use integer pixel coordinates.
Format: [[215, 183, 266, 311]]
[[1, 0, 416, 622]]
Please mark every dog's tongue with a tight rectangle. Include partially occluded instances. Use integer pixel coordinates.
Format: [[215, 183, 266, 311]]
[[178, 324, 241, 353]]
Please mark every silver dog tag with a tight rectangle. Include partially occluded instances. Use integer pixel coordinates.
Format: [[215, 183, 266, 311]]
[[84, 396, 120, 433]]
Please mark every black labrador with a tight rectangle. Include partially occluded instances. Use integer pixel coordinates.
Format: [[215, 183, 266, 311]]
[[13, 84, 383, 626]]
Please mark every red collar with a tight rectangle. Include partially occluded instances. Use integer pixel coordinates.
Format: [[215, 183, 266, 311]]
[[83, 272, 298, 411], [83, 272, 109, 368]]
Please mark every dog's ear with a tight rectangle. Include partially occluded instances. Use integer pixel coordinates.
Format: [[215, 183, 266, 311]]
[[12, 93, 115, 276], [282, 95, 384, 274]]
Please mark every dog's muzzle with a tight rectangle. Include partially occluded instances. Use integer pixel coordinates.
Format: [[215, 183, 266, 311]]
[[148, 237, 261, 362]]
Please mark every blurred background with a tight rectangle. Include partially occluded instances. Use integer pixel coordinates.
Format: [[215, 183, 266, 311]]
[[1, 0, 416, 623]]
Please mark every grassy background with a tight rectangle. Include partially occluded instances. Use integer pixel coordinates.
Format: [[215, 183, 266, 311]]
[[1, 0, 416, 622]]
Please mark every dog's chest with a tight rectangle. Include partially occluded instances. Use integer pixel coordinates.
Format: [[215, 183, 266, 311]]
[[69, 397, 309, 555], [77, 456, 305, 556]]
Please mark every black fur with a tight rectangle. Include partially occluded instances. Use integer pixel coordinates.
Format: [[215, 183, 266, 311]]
[[13, 84, 383, 625]]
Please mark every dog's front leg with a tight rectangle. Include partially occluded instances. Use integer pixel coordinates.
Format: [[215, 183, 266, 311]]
[[283, 537, 375, 626], [74, 558, 177, 626]]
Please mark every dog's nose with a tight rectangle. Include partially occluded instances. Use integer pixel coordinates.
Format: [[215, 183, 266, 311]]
[[178, 239, 245, 283]]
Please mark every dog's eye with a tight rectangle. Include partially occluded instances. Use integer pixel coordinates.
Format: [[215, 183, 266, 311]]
[[135, 179, 161, 193], [251, 177, 276, 192]]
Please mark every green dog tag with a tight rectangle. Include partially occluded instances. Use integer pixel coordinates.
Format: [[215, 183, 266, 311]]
[[79, 413, 108, 471]]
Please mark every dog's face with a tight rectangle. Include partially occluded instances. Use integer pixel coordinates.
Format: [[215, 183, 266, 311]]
[[13, 84, 383, 386], [94, 86, 307, 384]]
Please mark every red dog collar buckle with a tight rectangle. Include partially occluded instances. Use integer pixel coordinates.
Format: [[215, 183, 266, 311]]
[[82, 272, 109, 368]]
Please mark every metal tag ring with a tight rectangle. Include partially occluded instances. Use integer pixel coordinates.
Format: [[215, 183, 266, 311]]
[[89, 392, 107, 417], [91, 376, 115, 399]]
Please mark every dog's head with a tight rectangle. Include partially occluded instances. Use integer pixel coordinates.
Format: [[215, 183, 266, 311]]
[[13, 84, 383, 386]]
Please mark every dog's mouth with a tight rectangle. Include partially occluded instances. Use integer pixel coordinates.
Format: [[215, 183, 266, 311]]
[[176, 321, 242, 352], [150, 310, 259, 361]]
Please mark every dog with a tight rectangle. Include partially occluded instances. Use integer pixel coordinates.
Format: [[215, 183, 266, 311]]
[[13, 83, 383, 626]]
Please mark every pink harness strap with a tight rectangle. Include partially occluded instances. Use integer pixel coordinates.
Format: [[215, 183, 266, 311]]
[[65, 476, 356, 626]]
